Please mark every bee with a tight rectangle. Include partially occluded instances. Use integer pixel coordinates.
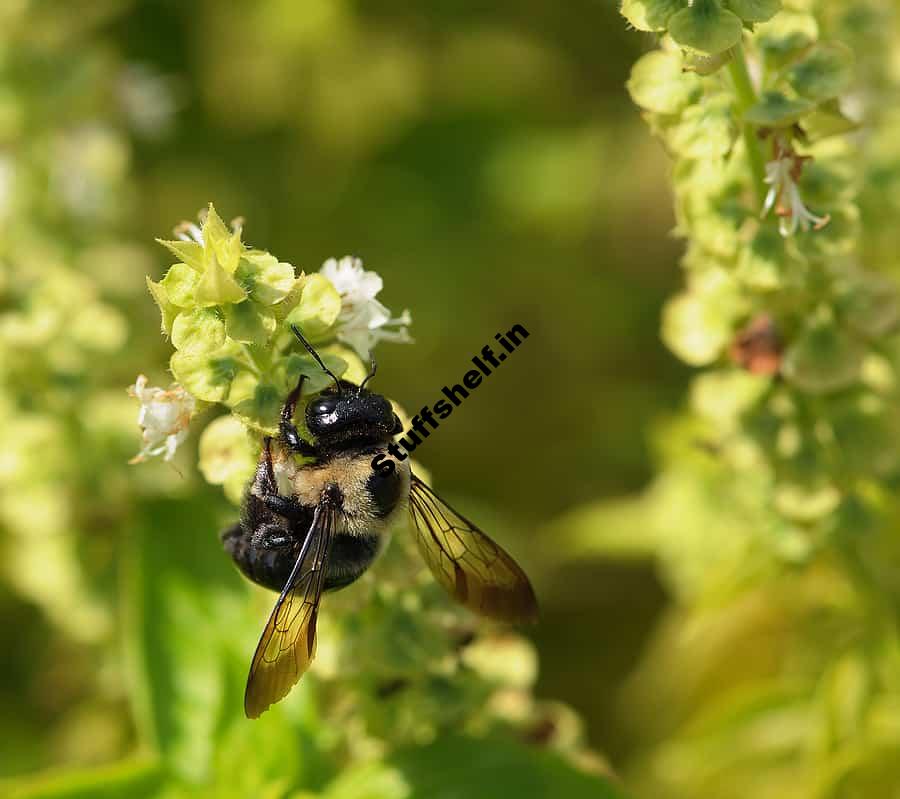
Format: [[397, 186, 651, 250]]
[[221, 326, 538, 718]]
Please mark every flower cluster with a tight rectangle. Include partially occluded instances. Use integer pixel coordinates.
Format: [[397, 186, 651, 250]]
[[139, 205, 411, 468]]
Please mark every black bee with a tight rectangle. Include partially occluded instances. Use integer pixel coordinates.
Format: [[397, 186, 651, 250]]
[[221, 326, 538, 718]]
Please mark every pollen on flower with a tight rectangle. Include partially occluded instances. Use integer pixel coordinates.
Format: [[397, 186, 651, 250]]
[[320, 255, 412, 359], [761, 140, 830, 238], [128, 374, 196, 463]]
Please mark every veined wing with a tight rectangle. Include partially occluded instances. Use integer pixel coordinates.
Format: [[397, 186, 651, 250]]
[[407, 474, 538, 623], [244, 500, 338, 718]]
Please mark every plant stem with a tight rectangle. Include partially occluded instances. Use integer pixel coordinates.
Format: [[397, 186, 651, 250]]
[[728, 46, 767, 207]]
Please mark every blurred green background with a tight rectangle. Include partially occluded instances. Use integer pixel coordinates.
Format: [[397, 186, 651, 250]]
[[0, 0, 695, 795]]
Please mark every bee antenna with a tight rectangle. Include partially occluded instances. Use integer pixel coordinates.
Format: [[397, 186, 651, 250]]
[[359, 354, 377, 391], [290, 325, 342, 394]]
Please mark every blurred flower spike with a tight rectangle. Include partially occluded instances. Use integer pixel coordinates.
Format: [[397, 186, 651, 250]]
[[762, 141, 830, 237], [128, 375, 196, 462], [321, 255, 412, 360]]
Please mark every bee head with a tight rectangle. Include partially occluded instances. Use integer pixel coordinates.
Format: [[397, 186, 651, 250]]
[[306, 381, 402, 446], [290, 325, 402, 447]]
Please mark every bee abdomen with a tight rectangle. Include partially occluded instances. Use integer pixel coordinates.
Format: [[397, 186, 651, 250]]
[[324, 533, 380, 591], [221, 522, 297, 593], [365, 467, 404, 518]]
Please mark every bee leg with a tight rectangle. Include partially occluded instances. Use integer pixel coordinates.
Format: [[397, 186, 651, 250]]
[[250, 522, 293, 550], [261, 492, 311, 522], [256, 437, 311, 522], [280, 374, 318, 458]]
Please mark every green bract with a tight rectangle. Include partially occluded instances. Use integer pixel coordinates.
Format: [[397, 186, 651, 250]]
[[725, 0, 781, 24], [197, 414, 257, 504], [284, 272, 342, 341], [668, 0, 743, 56], [620, 0, 686, 32], [627, 51, 701, 115], [786, 42, 854, 103], [148, 204, 367, 434], [800, 101, 859, 142], [744, 90, 815, 127]]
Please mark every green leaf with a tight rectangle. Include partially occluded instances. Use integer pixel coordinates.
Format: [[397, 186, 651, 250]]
[[744, 90, 815, 127], [156, 238, 204, 272], [668, 0, 743, 56], [3, 757, 162, 799], [725, 0, 780, 23], [122, 496, 319, 785], [170, 339, 244, 402], [146, 277, 178, 336], [161, 262, 200, 308], [171, 307, 227, 353], [620, 0, 686, 32], [285, 273, 342, 341], [225, 300, 276, 346], [195, 251, 248, 307], [236, 251, 297, 306], [786, 42, 854, 103], [626, 51, 701, 114], [371, 734, 630, 799]]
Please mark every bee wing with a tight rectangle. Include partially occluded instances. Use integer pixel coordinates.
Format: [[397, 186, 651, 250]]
[[244, 501, 337, 719], [407, 473, 538, 623]]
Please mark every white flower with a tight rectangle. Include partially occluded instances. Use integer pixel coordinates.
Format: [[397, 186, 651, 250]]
[[128, 375, 196, 463], [320, 256, 412, 359], [762, 146, 830, 238], [173, 220, 204, 245]]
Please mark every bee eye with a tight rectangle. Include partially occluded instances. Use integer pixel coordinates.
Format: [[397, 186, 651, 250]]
[[312, 398, 334, 415]]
